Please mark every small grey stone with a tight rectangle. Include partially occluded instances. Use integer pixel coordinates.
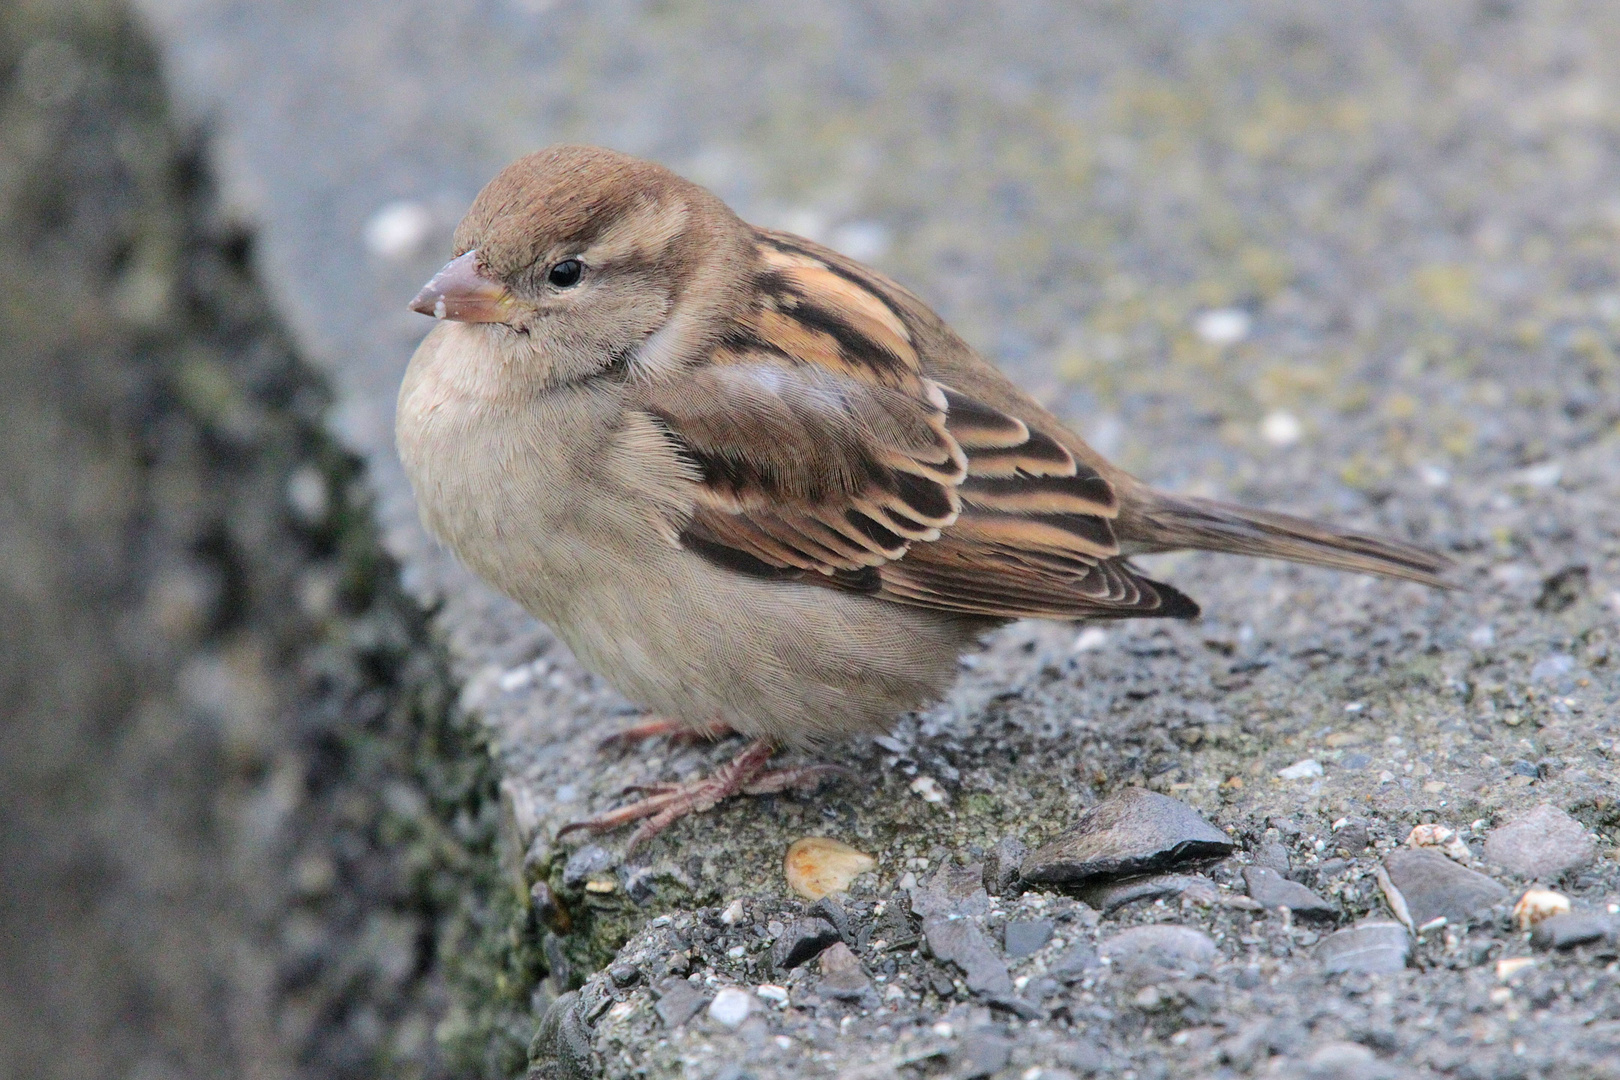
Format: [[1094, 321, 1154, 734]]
[[952, 1030, 1012, 1079], [1331, 819, 1370, 856], [1021, 787, 1234, 885], [1529, 912, 1618, 951], [1297, 1040, 1396, 1080], [1382, 848, 1508, 926], [527, 990, 593, 1080], [815, 941, 871, 1000], [1099, 924, 1217, 980], [653, 978, 708, 1028], [1002, 919, 1054, 958], [561, 844, 615, 889], [770, 917, 840, 970], [1244, 866, 1338, 921], [1483, 804, 1598, 881], [1079, 873, 1216, 914], [983, 835, 1029, 896], [1255, 840, 1293, 874], [607, 962, 639, 987], [910, 863, 991, 918], [1048, 941, 1101, 982], [1316, 920, 1410, 974], [924, 917, 1013, 996]]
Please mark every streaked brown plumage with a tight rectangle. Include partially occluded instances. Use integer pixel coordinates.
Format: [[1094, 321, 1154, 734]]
[[397, 145, 1451, 849]]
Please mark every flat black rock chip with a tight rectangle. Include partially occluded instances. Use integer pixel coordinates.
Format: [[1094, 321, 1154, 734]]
[[1002, 919, 1054, 958], [1317, 920, 1410, 974], [771, 917, 840, 970], [1530, 912, 1618, 951], [1382, 848, 1508, 926], [1020, 787, 1234, 885], [1244, 866, 1339, 921]]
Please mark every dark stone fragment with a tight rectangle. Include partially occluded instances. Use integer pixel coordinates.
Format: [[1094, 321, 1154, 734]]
[[808, 895, 849, 941], [1020, 787, 1233, 885], [1003, 919, 1054, 958], [527, 990, 593, 1080], [924, 917, 1013, 995], [1079, 873, 1215, 914], [815, 942, 872, 1000], [985, 993, 1042, 1019], [561, 844, 615, 889], [1244, 866, 1338, 921], [771, 917, 840, 970], [928, 970, 957, 998], [1049, 941, 1100, 982], [984, 835, 1029, 896], [530, 880, 562, 927], [1536, 565, 1588, 612], [952, 1031, 1012, 1078], [1483, 804, 1597, 881], [608, 963, 639, 988], [653, 978, 708, 1028], [1316, 920, 1409, 974], [1530, 912, 1618, 951], [1382, 848, 1508, 926], [1099, 924, 1216, 981]]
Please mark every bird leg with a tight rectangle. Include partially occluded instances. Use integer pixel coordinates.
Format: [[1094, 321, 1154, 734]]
[[557, 738, 839, 854], [598, 715, 734, 751]]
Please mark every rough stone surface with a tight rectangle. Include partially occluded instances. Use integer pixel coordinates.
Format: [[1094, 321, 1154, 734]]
[[1003, 918, 1055, 959], [1021, 787, 1235, 885], [1383, 848, 1510, 927], [58, 0, 1620, 1075], [1244, 866, 1340, 921], [1484, 803, 1600, 881], [1316, 921, 1411, 975], [1080, 873, 1219, 915], [1098, 924, 1218, 980], [1529, 912, 1619, 951], [769, 917, 840, 971]]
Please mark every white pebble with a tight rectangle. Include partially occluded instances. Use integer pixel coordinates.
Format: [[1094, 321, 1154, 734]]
[[1259, 409, 1303, 447], [755, 983, 789, 1004], [1194, 307, 1252, 346], [909, 776, 948, 804], [364, 199, 434, 259], [707, 987, 752, 1028], [1276, 759, 1324, 780], [1072, 627, 1109, 653], [719, 899, 745, 926], [1469, 624, 1496, 648]]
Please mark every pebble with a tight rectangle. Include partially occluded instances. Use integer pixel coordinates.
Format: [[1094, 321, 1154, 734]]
[[815, 941, 872, 1000], [952, 1030, 1013, 1079], [1079, 873, 1217, 914], [982, 835, 1028, 896], [1316, 920, 1410, 975], [1243, 866, 1338, 921], [707, 986, 753, 1029], [1332, 819, 1371, 855], [1513, 888, 1571, 930], [1254, 839, 1292, 875], [1048, 941, 1102, 982], [1298, 1040, 1392, 1080], [1277, 759, 1324, 780], [1020, 787, 1234, 885], [529, 991, 594, 1080], [1099, 924, 1217, 980], [561, 843, 615, 888], [1382, 848, 1508, 927], [783, 836, 876, 900], [770, 917, 840, 970], [924, 916, 1013, 996], [1002, 919, 1054, 958], [1483, 804, 1598, 881], [1405, 824, 1471, 863], [654, 978, 708, 1028], [1529, 912, 1619, 951]]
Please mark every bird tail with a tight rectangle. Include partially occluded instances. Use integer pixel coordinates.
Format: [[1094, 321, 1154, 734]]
[[1126, 490, 1455, 589]]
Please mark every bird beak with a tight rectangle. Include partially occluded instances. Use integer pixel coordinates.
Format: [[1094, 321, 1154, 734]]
[[409, 250, 514, 323]]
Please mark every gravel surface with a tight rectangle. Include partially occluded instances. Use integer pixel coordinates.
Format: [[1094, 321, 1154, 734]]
[[108, 1, 1620, 1076]]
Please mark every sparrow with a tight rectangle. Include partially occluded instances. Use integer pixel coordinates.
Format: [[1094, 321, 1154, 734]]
[[397, 145, 1451, 851]]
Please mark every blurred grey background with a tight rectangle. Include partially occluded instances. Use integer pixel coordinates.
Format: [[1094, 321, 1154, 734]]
[[4, 1, 1619, 1079]]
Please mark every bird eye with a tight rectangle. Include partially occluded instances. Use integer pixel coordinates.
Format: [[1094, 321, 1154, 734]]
[[547, 259, 583, 288]]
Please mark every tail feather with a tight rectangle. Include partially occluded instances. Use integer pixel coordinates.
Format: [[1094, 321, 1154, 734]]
[[1129, 491, 1455, 589]]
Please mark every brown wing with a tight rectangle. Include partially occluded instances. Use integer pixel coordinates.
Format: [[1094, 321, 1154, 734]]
[[638, 228, 1198, 621]]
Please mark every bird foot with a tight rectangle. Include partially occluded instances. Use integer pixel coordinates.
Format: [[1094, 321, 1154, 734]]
[[598, 716, 734, 751], [558, 739, 839, 854]]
